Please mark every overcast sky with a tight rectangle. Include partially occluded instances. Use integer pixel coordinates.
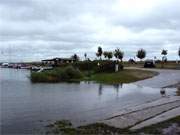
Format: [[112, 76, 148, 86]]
[[0, 0, 180, 62]]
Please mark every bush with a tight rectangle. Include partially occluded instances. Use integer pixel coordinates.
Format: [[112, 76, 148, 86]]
[[30, 66, 83, 83], [73, 60, 124, 73], [60, 66, 83, 80], [73, 61, 98, 71], [95, 61, 123, 73], [56, 63, 71, 68], [30, 71, 60, 83]]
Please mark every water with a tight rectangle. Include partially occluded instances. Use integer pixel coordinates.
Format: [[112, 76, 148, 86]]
[[0, 68, 178, 134]]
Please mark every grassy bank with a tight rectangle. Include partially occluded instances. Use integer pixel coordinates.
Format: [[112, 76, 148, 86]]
[[46, 120, 130, 135], [31, 67, 157, 84], [124, 61, 180, 70], [86, 69, 158, 84]]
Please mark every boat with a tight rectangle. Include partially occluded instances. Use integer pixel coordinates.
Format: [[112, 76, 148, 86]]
[[1, 63, 9, 68], [31, 66, 53, 72]]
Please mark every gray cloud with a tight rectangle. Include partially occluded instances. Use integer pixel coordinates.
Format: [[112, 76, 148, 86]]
[[0, 0, 180, 62]]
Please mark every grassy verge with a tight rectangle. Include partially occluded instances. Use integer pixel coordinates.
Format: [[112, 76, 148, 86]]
[[124, 61, 180, 70], [85, 69, 158, 84], [46, 120, 131, 135], [31, 68, 157, 84], [46, 116, 180, 135]]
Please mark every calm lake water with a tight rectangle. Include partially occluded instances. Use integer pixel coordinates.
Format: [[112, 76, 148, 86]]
[[0, 68, 178, 134]]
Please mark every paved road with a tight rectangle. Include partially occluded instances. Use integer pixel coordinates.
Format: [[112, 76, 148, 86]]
[[102, 96, 180, 129], [126, 67, 180, 88], [130, 106, 180, 130], [101, 68, 180, 130]]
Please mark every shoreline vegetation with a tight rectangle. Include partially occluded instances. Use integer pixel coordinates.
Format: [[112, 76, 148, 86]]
[[46, 116, 180, 135], [30, 61, 158, 84], [123, 61, 180, 70], [29, 46, 179, 83]]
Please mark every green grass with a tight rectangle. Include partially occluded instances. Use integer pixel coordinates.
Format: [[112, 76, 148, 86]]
[[46, 120, 131, 135], [124, 61, 180, 70], [31, 68, 157, 84], [85, 69, 158, 84], [155, 63, 180, 69], [46, 116, 180, 135], [30, 66, 83, 83]]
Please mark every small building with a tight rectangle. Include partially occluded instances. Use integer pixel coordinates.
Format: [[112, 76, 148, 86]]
[[42, 57, 75, 65]]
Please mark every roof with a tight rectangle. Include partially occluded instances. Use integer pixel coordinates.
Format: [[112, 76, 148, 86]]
[[42, 57, 75, 61]]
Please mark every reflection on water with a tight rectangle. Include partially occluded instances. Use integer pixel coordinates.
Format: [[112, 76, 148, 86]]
[[0, 68, 178, 134], [97, 84, 127, 97], [98, 84, 103, 96]]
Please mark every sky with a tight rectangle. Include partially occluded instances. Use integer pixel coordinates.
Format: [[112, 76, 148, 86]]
[[0, 0, 180, 62]]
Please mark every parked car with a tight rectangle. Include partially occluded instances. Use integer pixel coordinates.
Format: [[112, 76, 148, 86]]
[[144, 59, 156, 68]]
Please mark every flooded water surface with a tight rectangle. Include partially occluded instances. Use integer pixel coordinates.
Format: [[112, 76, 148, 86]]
[[0, 68, 177, 134]]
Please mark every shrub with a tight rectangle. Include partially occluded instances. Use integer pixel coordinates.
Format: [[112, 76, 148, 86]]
[[56, 63, 71, 67], [95, 61, 123, 73], [73, 61, 98, 71], [30, 66, 83, 83], [30, 71, 59, 83], [61, 66, 83, 80]]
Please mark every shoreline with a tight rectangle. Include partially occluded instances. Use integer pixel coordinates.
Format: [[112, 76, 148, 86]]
[[47, 96, 180, 135], [164, 82, 180, 89]]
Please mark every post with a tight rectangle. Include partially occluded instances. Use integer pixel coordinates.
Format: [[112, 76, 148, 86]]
[[115, 61, 119, 72]]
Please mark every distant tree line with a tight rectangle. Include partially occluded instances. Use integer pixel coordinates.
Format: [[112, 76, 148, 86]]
[[71, 46, 180, 62]]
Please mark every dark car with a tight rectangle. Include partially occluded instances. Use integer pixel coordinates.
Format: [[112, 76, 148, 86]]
[[144, 60, 156, 68]]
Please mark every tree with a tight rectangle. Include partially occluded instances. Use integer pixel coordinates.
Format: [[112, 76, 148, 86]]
[[161, 49, 168, 62], [114, 48, 124, 62], [103, 51, 108, 59], [84, 53, 87, 60], [71, 54, 79, 62], [96, 46, 103, 60], [107, 52, 113, 60], [178, 47, 180, 64], [103, 51, 113, 60], [161, 49, 168, 68], [161, 49, 168, 56], [136, 49, 146, 61]]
